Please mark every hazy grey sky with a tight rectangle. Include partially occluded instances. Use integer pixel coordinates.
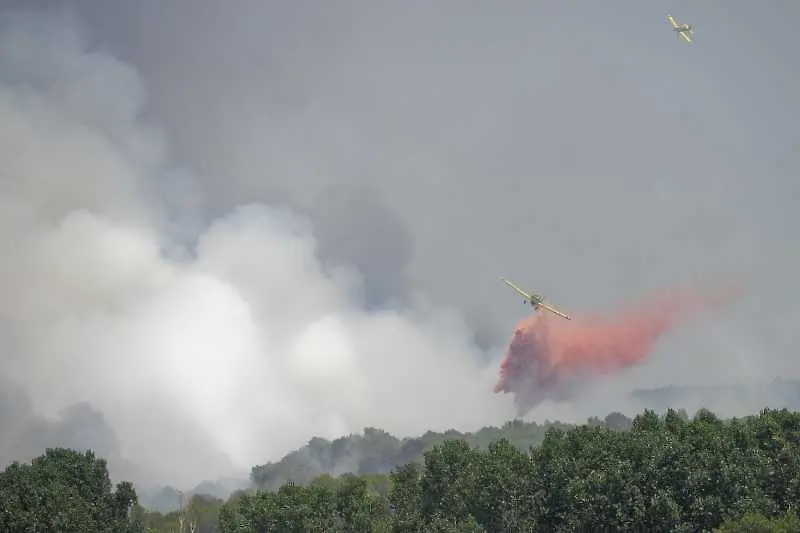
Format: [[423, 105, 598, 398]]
[[74, 0, 798, 364], [1, 1, 798, 487]]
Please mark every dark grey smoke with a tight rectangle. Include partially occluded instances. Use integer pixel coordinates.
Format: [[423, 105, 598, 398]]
[[0, 4, 512, 489], [308, 186, 413, 309], [0, 381, 122, 471]]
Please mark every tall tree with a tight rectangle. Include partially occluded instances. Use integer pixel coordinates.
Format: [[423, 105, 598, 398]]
[[0, 447, 138, 533]]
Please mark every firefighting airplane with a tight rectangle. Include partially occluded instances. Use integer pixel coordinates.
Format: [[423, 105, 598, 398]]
[[500, 278, 571, 320], [668, 14, 693, 43]]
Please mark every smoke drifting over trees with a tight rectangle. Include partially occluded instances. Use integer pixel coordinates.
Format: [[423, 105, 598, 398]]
[[0, 1, 797, 492], [0, 7, 508, 488]]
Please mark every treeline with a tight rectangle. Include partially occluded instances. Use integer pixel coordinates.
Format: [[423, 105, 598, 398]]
[[6, 408, 800, 531], [223, 408, 800, 532], [0, 447, 228, 533], [249, 378, 800, 493], [250, 418, 582, 491], [140, 419, 580, 512]]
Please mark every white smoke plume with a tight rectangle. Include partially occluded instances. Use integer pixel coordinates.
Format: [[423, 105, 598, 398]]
[[0, 9, 513, 487]]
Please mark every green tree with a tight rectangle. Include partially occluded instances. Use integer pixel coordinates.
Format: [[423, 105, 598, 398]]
[[715, 512, 800, 533], [0, 447, 138, 533], [204, 407, 800, 531]]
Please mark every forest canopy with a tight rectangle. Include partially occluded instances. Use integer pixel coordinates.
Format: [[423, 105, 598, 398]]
[[5, 407, 800, 532]]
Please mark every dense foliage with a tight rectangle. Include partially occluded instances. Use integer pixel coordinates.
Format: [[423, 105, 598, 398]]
[[250, 418, 579, 491], [220, 408, 800, 532], [0, 448, 138, 533], [6, 408, 800, 531]]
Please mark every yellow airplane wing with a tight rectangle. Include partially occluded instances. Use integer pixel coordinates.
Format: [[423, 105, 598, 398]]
[[539, 301, 572, 320], [680, 31, 692, 43], [501, 278, 571, 320], [500, 278, 532, 301], [667, 14, 679, 28]]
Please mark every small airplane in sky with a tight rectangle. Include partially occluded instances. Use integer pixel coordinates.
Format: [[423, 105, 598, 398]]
[[667, 14, 693, 43], [500, 278, 571, 320]]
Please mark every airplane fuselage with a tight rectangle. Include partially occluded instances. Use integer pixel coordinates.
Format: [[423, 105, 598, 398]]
[[527, 296, 544, 309], [667, 15, 693, 44]]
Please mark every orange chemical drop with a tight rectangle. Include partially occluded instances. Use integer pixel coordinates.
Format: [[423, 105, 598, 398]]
[[494, 281, 741, 413]]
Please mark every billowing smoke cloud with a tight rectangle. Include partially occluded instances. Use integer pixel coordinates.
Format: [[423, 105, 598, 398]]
[[2, 2, 796, 492], [0, 380, 119, 466], [0, 9, 513, 488], [494, 282, 741, 414]]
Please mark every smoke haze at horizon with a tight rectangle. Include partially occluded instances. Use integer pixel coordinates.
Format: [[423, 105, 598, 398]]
[[0, 2, 798, 489]]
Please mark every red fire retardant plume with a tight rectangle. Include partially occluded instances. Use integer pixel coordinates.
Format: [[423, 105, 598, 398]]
[[493, 281, 741, 411]]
